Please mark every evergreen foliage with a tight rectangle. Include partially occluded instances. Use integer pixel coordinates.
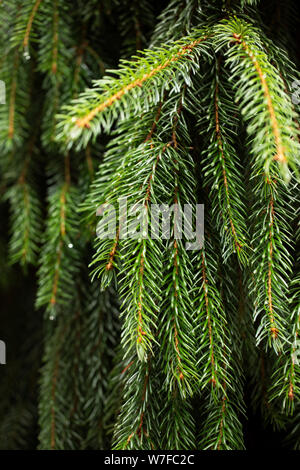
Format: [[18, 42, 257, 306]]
[[0, 0, 299, 450]]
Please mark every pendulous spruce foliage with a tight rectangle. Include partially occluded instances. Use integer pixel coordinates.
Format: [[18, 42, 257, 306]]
[[0, 0, 299, 450]]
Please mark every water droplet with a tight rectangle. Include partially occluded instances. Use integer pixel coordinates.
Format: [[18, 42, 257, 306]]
[[23, 48, 31, 61]]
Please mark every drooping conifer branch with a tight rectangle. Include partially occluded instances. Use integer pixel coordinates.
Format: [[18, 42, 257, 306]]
[[75, 39, 204, 129], [23, 0, 43, 49], [8, 135, 42, 266], [214, 17, 300, 182], [57, 31, 210, 146], [1, 0, 300, 451], [194, 58, 248, 264]]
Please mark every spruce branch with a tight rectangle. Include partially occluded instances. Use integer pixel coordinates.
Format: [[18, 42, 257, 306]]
[[0, 47, 30, 154], [156, 92, 199, 398], [194, 58, 249, 264], [214, 16, 300, 182], [7, 139, 42, 266], [249, 174, 296, 352], [10, 0, 43, 52], [198, 258, 246, 450], [36, 155, 81, 318], [56, 30, 211, 147], [269, 218, 300, 413], [86, 101, 165, 290], [159, 390, 196, 450], [37, 0, 74, 148], [195, 241, 231, 397], [112, 354, 160, 450]]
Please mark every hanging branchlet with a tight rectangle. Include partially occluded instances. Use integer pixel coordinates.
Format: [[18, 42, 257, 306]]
[[194, 239, 231, 395], [213, 17, 300, 182], [0, 1, 45, 265], [7, 137, 43, 266], [0, 46, 30, 158], [112, 353, 160, 450], [56, 30, 211, 147], [158, 389, 196, 450], [34, 0, 106, 319], [37, 0, 75, 149], [194, 57, 249, 264], [249, 173, 295, 352], [36, 154, 81, 319], [269, 218, 300, 413], [85, 103, 165, 290], [69, 279, 120, 450], [212, 17, 298, 352], [199, 256, 246, 450], [195, 241, 240, 448], [38, 313, 75, 450], [117, 138, 168, 362], [156, 92, 199, 398], [11, 0, 43, 53]]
